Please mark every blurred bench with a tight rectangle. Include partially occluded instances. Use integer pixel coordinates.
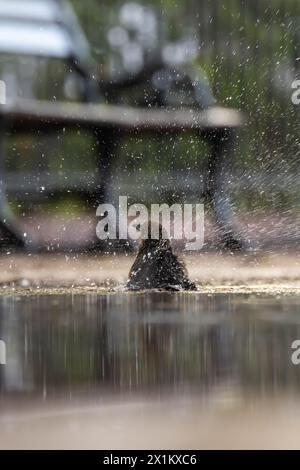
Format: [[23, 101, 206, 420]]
[[0, 98, 243, 250], [0, 0, 246, 251], [1, 99, 241, 132]]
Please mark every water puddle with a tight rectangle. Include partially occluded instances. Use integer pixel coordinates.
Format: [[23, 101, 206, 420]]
[[1, 292, 300, 448]]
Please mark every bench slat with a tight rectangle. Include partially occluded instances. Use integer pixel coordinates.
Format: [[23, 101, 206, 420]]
[[0, 99, 243, 134]]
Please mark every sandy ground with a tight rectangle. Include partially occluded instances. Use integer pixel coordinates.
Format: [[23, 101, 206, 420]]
[[0, 251, 300, 295], [1, 394, 300, 449]]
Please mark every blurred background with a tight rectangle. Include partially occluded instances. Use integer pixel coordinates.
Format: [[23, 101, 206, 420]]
[[1, 2, 300, 450], [0, 0, 299, 250]]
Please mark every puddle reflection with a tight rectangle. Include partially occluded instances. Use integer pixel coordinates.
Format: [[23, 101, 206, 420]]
[[1, 293, 300, 401]]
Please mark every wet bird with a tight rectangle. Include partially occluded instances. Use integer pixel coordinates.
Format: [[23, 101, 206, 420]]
[[126, 229, 196, 291]]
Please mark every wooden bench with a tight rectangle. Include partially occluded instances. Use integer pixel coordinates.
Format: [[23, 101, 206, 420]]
[[0, 99, 244, 249]]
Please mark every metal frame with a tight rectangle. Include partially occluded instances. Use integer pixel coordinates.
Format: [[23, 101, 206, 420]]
[[0, 99, 244, 250]]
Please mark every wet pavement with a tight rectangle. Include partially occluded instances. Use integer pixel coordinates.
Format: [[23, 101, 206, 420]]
[[1, 292, 300, 449], [1, 251, 300, 289]]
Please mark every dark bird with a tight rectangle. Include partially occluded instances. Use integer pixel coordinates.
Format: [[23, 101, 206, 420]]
[[126, 233, 197, 291]]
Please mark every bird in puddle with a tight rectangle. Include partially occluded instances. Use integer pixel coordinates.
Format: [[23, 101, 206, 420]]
[[126, 224, 196, 291]]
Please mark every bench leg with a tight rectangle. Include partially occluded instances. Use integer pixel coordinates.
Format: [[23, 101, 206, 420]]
[[0, 119, 25, 250], [0, 196, 25, 249], [204, 128, 248, 250], [93, 128, 129, 250], [94, 128, 121, 205]]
